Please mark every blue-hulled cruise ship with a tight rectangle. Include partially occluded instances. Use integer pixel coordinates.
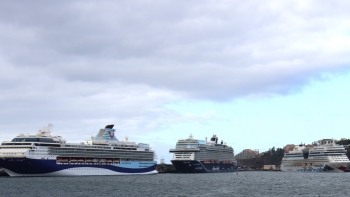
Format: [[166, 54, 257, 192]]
[[0, 124, 157, 176]]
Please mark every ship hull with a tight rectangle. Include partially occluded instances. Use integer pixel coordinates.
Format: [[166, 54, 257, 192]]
[[0, 158, 157, 177], [281, 163, 348, 173], [171, 160, 236, 173]]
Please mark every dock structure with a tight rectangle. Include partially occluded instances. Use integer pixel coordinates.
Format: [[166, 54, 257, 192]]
[[156, 164, 177, 173], [263, 165, 277, 171]]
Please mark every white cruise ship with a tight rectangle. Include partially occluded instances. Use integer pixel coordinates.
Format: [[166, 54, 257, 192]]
[[0, 124, 157, 176], [169, 134, 236, 173], [281, 140, 350, 172]]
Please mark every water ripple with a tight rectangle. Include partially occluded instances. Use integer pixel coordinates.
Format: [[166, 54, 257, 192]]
[[0, 172, 349, 197]]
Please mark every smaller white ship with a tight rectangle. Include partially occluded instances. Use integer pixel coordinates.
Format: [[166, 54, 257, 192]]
[[281, 139, 350, 172]]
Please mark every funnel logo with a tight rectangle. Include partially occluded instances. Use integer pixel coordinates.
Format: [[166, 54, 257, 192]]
[[108, 131, 115, 138]]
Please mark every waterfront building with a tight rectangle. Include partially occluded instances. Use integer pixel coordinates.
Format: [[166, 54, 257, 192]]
[[283, 144, 295, 153]]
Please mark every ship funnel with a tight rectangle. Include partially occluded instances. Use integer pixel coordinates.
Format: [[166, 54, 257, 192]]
[[302, 148, 309, 159], [211, 134, 218, 144], [105, 124, 114, 129], [93, 125, 118, 142], [211, 136, 215, 142]]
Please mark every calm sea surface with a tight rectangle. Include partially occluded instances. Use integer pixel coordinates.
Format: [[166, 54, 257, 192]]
[[0, 172, 349, 197]]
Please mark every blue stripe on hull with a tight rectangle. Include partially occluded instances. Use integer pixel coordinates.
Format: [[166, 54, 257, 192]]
[[0, 158, 156, 175], [171, 160, 236, 173]]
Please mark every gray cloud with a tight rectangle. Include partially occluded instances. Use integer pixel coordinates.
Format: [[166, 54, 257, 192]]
[[1, 0, 350, 142], [2, 1, 350, 99]]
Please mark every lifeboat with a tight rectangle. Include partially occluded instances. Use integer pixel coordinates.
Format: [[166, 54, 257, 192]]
[[92, 159, 99, 163], [70, 158, 77, 162], [62, 158, 68, 162], [106, 159, 113, 163], [100, 159, 106, 163], [77, 158, 84, 162], [86, 158, 93, 162]]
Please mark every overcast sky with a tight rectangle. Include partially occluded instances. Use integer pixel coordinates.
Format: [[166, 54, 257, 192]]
[[1, 0, 350, 163]]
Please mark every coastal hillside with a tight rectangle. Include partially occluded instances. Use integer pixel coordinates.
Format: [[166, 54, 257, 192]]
[[236, 147, 284, 168]]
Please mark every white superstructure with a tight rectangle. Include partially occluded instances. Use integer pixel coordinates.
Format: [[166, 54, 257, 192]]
[[169, 134, 236, 173], [281, 141, 350, 172]]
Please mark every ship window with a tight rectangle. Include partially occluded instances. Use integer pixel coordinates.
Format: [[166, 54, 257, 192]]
[[11, 138, 56, 143]]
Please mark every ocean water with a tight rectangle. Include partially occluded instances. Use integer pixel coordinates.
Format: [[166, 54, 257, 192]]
[[0, 172, 349, 197]]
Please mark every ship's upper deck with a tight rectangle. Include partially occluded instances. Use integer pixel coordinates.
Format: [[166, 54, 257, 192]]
[[7, 123, 64, 144], [169, 134, 233, 153], [284, 142, 347, 158], [0, 124, 151, 151], [0, 124, 155, 160]]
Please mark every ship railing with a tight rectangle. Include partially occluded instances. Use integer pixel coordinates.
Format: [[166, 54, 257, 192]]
[[54, 153, 153, 159], [169, 148, 200, 152], [56, 159, 150, 163], [56, 157, 122, 165], [92, 140, 136, 145]]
